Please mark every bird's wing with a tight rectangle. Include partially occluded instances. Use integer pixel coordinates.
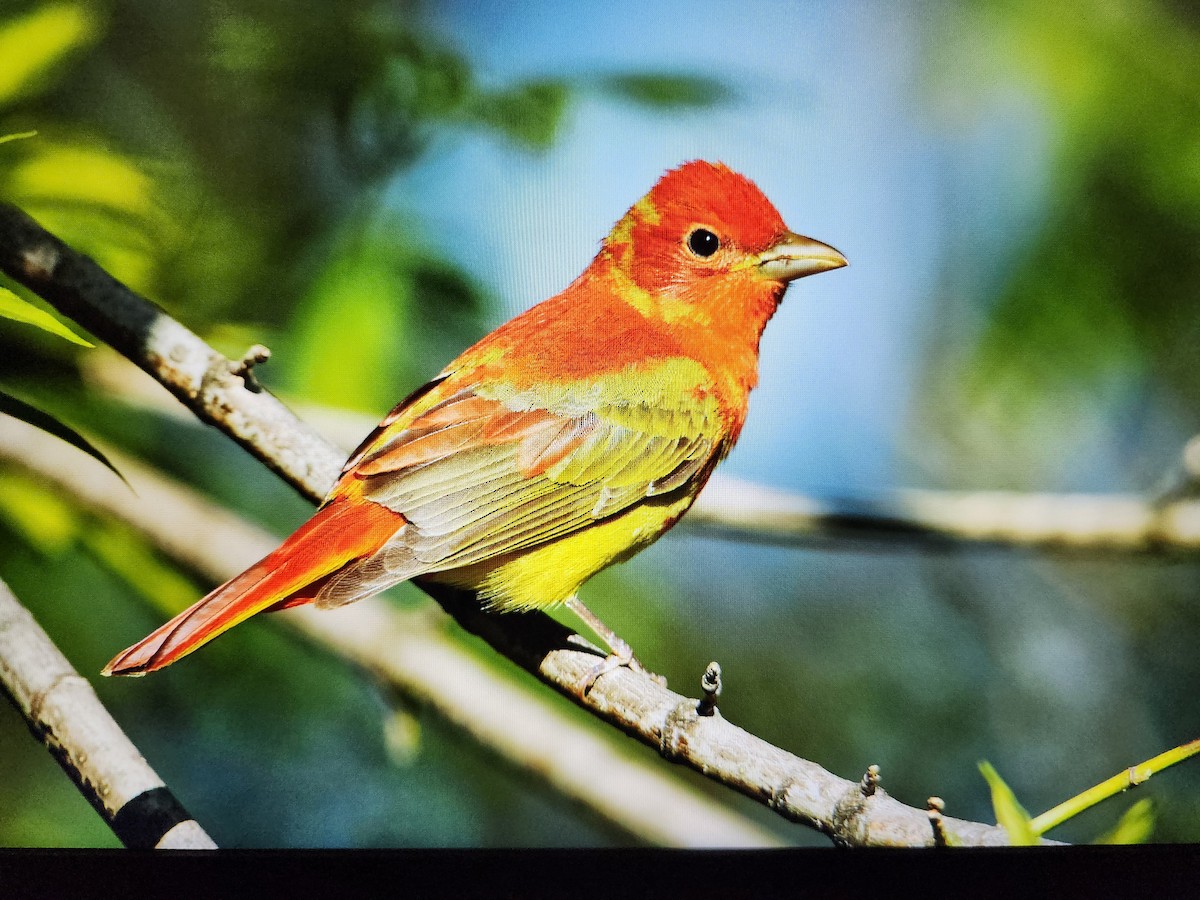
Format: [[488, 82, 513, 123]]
[[314, 361, 726, 607]]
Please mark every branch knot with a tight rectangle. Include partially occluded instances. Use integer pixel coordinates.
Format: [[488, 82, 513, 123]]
[[660, 699, 703, 761], [830, 778, 882, 847], [20, 242, 59, 280], [697, 661, 722, 716]]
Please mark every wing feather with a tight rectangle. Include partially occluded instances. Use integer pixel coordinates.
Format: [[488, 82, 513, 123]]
[[314, 368, 723, 608]]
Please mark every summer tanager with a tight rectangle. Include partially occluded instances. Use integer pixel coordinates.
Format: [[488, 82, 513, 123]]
[[103, 160, 846, 691]]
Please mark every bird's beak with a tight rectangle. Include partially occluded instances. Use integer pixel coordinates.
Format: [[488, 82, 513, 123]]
[[756, 232, 848, 282]]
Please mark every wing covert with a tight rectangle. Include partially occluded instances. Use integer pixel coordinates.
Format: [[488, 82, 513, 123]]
[[320, 375, 721, 605]]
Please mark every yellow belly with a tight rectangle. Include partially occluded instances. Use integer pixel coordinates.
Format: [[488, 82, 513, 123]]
[[424, 491, 694, 612]]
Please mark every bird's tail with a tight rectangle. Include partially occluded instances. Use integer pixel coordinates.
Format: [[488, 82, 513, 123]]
[[102, 496, 404, 676]]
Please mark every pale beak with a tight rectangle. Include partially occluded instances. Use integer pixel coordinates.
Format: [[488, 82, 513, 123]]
[[757, 232, 848, 282]]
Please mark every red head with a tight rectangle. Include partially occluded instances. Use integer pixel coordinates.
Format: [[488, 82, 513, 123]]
[[602, 160, 844, 300]]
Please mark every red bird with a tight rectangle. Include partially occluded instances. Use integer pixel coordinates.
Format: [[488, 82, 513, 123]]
[[104, 161, 846, 691]]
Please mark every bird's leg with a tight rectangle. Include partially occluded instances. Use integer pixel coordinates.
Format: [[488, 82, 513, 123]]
[[565, 596, 663, 697]]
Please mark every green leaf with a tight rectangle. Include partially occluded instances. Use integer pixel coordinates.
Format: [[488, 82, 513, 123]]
[[979, 760, 1038, 846], [599, 73, 732, 109], [469, 79, 569, 150], [382, 706, 423, 767], [0, 287, 94, 346], [0, 2, 100, 104], [0, 130, 37, 145], [0, 391, 127, 487], [1095, 798, 1154, 845]]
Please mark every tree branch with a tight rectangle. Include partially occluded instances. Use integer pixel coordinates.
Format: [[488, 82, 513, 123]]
[[0, 205, 340, 502], [0, 201, 1047, 846], [687, 475, 1200, 554], [0, 576, 216, 849]]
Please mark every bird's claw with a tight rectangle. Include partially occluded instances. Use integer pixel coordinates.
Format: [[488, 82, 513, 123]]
[[564, 595, 665, 698], [575, 639, 664, 698]]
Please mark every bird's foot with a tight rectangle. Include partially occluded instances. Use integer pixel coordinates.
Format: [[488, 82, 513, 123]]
[[575, 634, 666, 698], [565, 595, 666, 698], [578, 635, 633, 698]]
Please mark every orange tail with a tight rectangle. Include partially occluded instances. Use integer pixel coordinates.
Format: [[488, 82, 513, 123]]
[[102, 496, 404, 676]]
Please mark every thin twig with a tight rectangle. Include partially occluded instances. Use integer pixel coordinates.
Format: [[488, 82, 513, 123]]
[[0, 201, 1050, 845], [0, 577, 216, 849], [1030, 738, 1200, 837]]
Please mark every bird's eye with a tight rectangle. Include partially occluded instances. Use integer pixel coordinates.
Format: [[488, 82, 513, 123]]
[[686, 228, 720, 258]]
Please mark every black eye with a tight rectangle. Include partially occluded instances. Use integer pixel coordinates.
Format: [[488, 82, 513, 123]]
[[687, 228, 720, 258]]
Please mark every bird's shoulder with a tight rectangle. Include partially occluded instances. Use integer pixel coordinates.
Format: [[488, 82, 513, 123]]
[[331, 352, 727, 502]]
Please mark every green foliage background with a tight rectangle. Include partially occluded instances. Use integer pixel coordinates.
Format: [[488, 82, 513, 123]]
[[2, 0, 1200, 847]]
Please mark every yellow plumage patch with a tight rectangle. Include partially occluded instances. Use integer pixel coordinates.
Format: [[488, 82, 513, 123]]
[[428, 491, 696, 612]]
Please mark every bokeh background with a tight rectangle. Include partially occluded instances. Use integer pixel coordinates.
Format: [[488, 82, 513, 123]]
[[2, 0, 1199, 846]]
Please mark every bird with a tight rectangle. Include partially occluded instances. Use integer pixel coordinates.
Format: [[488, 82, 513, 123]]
[[102, 160, 847, 693]]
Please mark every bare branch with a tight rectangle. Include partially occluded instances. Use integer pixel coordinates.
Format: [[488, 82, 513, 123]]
[[0, 577, 216, 849], [0, 201, 1048, 845], [688, 476, 1200, 554]]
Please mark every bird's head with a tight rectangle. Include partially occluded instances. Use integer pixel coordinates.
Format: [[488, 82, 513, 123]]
[[601, 160, 847, 309]]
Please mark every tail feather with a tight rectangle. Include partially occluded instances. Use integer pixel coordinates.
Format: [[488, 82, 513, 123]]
[[102, 497, 405, 676]]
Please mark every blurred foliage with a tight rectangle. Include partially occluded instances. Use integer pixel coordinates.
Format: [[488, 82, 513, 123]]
[[0, 470, 191, 616], [915, 0, 1200, 488], [1097, 797, 1155, 845], [597, 73, 733, 109], [0, 2, 99, 103], [0, 470, 79, 554], [0, 4, 164, 293]]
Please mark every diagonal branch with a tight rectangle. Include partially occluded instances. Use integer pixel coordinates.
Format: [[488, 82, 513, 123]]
[[0, 576, 216, 849], [0, 201, 1044, 846]]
